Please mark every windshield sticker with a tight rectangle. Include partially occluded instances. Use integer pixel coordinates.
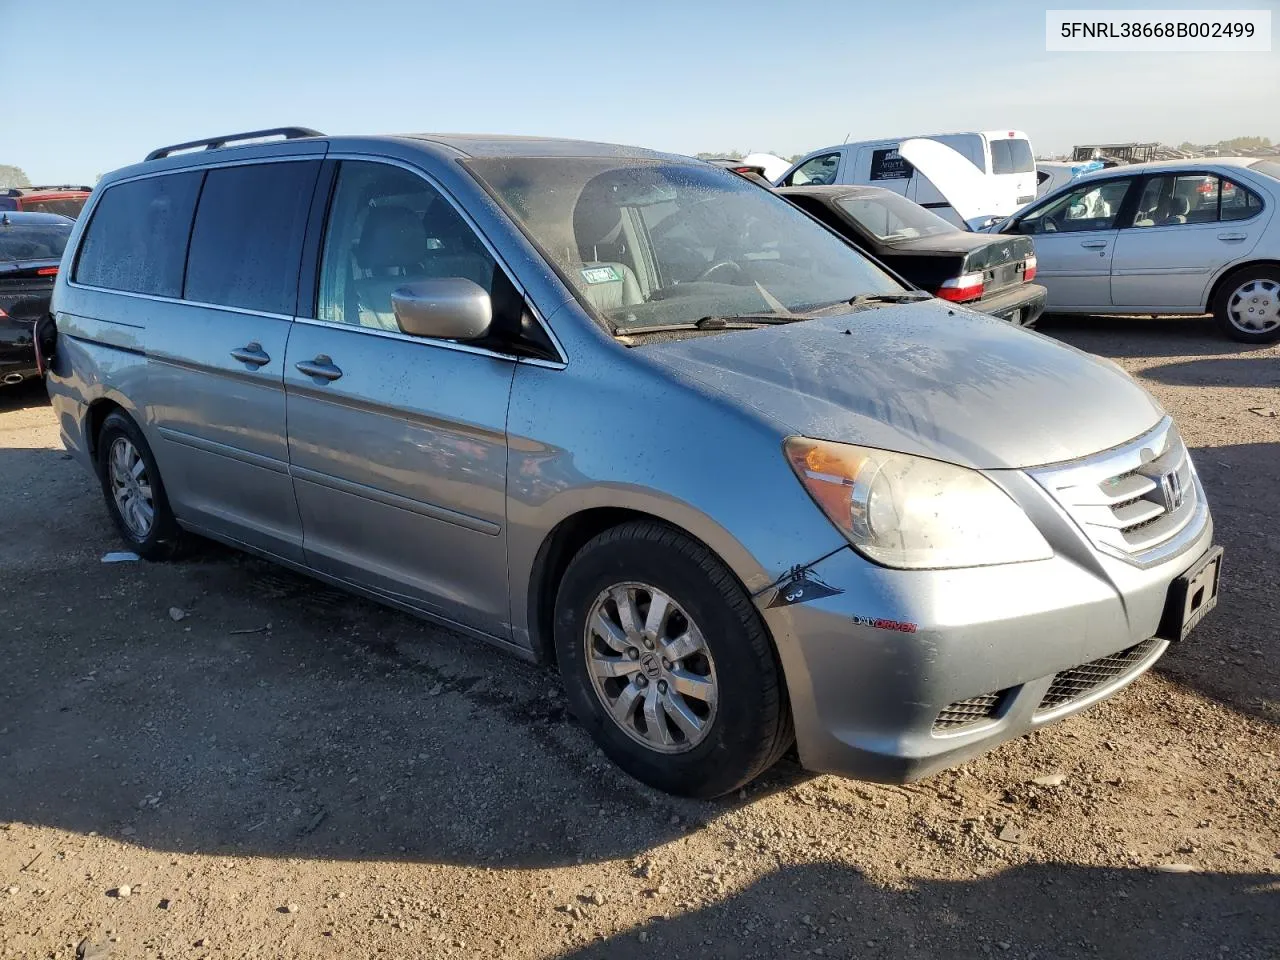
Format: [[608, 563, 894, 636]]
[[581, 265, 621, 285]]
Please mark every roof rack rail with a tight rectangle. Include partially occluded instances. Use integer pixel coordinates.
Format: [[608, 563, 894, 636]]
[[145, 127, 325, 162], [3, 185, 93, 196]]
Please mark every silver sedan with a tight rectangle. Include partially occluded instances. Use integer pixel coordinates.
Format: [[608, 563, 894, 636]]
[[999, 157, 1280, 342]]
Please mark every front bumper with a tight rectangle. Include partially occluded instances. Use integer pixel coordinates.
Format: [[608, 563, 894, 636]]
[[759, 478, 1215, 783], [973, 282, 1047, 327]]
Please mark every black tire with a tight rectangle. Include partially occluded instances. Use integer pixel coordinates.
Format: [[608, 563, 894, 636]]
[[553, 520, 793, 798], [96, 411, 185, 561], [1212, 265, 1280, 344]]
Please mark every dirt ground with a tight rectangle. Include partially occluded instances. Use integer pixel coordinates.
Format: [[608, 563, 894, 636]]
[[0, 314, 1277, 960]]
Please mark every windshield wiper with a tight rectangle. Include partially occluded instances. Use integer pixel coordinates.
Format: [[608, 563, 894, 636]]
[[611, 314, 804, 338], [847, 292, 934, 305]]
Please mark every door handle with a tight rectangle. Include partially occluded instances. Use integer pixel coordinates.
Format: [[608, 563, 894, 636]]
[[1217, 232, 1247, 241], [230, 342, 271, 367], [1079, 240, 1109, 249], [295, 355, 343, 382]]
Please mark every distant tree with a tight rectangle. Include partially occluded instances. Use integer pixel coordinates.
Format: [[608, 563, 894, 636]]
[[1217, 135, 1272, 153], [695, 150, 744, 160], [0, 164, 31, 189], [1177, 141, 1199, 153]]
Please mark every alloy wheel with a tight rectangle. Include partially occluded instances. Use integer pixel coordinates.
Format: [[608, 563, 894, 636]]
[[583, 582, 719, 754], [108, 437, 155, 540]]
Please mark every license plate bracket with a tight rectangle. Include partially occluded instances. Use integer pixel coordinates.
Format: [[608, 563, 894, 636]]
[[1157, 546, 1223, 642]]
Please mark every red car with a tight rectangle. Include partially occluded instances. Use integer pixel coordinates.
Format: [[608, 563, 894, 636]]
[[0, 184, 93, 218]]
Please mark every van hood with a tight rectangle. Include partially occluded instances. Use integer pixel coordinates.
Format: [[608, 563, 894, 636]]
[[641, 301, 1163, 470], [898, 138, 998, 226]]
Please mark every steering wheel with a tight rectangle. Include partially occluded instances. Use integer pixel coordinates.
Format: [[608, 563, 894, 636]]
[[694, 260, 745, 283]]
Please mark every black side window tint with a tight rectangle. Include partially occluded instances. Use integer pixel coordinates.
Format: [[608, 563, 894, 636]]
[[74, 173, 201, 296], [184, 161, 319, 314]]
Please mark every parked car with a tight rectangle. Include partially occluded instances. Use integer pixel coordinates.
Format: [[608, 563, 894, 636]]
[[996, 158, 1280, 342], [775, 131, 1038, 228], [45, 127, 1221, 798], [0, 185, 94, 219], [1, 211, 73, 385], [778, 184, 1046, 326], [703, 157, 773, 187], [1036, 159, 1105, 198]]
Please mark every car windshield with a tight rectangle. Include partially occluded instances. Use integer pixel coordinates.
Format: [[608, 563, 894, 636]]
[[0, 218, 73, 262], [465, 157, 903, 331], [835, 192, 957, 241]]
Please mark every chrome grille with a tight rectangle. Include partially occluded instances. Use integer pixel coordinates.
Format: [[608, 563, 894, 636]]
[[934, 692, 1006, 731], [1036, 638, 1162, 713], [1028, 418, 1206, 566]]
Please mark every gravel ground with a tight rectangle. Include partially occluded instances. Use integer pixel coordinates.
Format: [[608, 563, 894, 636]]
[[0, 314, 1277, 960]]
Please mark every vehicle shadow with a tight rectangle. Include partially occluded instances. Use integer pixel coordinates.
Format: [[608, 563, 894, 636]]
[[552, 861, 1279, 960], [1141, 356, 1280, 389], [1159, 443, 1280, 725], [1036, 314, 1266, 359], [0, 377, 50, 411], [0, 481, 809, 870]]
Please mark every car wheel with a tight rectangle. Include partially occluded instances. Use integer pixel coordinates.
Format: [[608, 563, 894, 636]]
[[96, 411, 185, 560], [1213, 266, 1280, 343], [553, 520, 793, 798]]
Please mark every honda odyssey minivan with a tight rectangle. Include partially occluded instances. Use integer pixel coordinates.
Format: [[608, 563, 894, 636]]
[[43, 128, 1222, 798]]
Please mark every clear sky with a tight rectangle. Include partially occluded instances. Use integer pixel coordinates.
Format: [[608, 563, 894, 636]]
[[6, 0, 1278, 184]]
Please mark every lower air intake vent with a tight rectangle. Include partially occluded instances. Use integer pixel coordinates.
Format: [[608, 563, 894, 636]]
[[1037, 638, 1162, 713], [935, 692, 1006, 731]]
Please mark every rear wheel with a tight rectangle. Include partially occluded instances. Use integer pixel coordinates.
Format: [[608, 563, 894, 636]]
[[1213, 266, 1280, 343], [553, 520, 793, 798], [96, 411, 185, 560]]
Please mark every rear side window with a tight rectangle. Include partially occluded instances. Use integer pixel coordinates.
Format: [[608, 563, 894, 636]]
[[184, 161, 319, 314], [74, 173, 201, 296], [991, 139, 1035, 175]]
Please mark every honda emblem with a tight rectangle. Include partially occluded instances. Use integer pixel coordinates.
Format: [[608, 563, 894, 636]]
[[1160, 471, 1185, 512]]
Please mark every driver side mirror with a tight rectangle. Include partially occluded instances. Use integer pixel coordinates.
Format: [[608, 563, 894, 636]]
[[1015, 219, 1040, 235], [391, 279, 493, 341]]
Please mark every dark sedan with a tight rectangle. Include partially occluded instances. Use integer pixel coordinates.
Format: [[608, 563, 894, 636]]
[[1, 211, 73, 385], [778, 184, 1047, 326]]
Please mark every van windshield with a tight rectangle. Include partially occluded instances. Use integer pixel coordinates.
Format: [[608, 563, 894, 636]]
[[836, 191, 957, 241], [465, 157, 904, 331]]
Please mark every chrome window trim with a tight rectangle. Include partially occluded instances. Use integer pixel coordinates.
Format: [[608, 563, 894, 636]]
[[61, 283, 294, 321], [291, 315, 565, 368], [321, 152, 568, 367]]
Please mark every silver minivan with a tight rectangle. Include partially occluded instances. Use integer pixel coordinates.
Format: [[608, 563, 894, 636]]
[[44, 128, 1222, 798]]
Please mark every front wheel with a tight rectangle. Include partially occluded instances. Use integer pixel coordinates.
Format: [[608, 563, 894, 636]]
[[553, 520, 792, 798], [1213, 267, 1280, 343]]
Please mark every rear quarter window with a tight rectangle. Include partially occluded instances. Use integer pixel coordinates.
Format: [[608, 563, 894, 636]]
[[74, 173, 202, 297], [183, 161, 319, 314]]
